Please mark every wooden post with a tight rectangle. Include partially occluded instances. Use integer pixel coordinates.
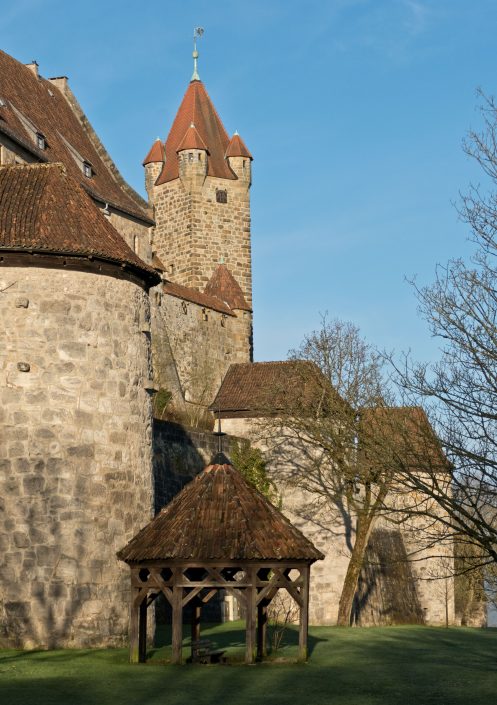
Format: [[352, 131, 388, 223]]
[[191, 601, 201, 644], [245, 568, 257, 664], [129, 588, 140, 664], [138, 599, 147, 663], [172, 584, 183, 665], [299, 564, 310, 662], [257, 601, 267, 660]]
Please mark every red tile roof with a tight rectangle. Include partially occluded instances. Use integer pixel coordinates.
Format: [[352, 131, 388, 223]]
[[360, 406, 450, 474], [142, 138, 164, 165], [0, 49, 151, 223], [210, 360, 340, 417], [156, 81, 237, 184], [117, 456, 324, 562], [162, 280, 235, 316], [204, 264, 250, 311], [0, 163, 160, 286], [176, 122, 208, 152], [225, 132, 252, 159]]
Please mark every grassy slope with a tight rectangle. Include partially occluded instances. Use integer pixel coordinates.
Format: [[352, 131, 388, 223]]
[[1, 624, 497, 705]]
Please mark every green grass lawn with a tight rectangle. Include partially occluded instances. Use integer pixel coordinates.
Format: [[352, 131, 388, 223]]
[[1, 624, 497, 705]]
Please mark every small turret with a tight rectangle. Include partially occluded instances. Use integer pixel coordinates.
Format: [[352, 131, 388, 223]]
[[176, 123, 208, 192], [143, 138, 164, 200], [226, 131, 252, 187]]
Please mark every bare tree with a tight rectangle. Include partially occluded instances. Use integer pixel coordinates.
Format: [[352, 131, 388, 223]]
[[392, 91, 497, 570], [259, 318, 412, 626]]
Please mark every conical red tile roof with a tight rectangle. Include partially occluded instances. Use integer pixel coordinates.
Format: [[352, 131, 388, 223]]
[[117, 455, 324, 562], [204, 264, 250, 311], [0, 163, 160, 286], [143, 138, 164, 165], [176, 122, 208, 152], [226, 132, 252, 159], [156, 81, 236, 184]]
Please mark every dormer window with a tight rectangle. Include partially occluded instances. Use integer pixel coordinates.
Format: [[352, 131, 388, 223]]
[[83, 161, 93, 178], [36, 133, 46, 150], [216, 189, 228, 204]]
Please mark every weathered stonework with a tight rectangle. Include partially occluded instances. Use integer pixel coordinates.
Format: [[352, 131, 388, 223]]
[[154, 292, 252, 408], [220, 417, 455, 627], [0, 267, 154, 648], [150, 169, 252, 308]]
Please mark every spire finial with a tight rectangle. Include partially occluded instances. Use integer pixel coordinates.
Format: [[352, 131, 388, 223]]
[[192, 27, 204, 81]]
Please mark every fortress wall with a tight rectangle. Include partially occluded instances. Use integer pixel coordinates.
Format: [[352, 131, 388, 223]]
[[0, 267, 154, 648], [152, 420, 243, 511], [155, 293, 251, 408], [221, 417, 456, 626]]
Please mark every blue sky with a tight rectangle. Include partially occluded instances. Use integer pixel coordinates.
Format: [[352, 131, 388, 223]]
[[2, 0, 496, 364]]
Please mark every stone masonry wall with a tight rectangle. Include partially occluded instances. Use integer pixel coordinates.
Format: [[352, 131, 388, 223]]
[[151, 172, 252, 307], [0, 266, 154, 648], [153, 420, 242, 512], [156, 292, 252, 408], [221, 417, 456, 627], [107, 210, 152, 266]]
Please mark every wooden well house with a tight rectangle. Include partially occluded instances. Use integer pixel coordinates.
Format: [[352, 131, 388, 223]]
[[117, 452, 323, 664]]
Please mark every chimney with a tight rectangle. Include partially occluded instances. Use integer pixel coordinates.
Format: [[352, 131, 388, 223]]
[[25, 61, 39, 78], [48, 76, 69, 94]]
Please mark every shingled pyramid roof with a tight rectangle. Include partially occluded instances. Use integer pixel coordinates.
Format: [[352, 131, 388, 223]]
[[204, 264, 250, 311], [0, 163, 160, 286], [117, 455, 323, 563], [156, 80, 237, 184], [142, 138, 164, 165], [225, 132, 252, 159], [176, 122, 208, 152]]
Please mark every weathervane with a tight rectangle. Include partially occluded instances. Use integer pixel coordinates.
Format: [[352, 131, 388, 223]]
[[192, 27, 204, 81]]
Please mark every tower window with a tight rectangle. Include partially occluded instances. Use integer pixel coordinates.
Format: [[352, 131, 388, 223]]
[[188, 152, 193, 162], [216, 189, 228, 204]]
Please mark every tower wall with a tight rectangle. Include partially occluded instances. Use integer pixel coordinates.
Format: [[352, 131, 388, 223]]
[[0, 266, 154, 648], [151, 172, 252, 308]]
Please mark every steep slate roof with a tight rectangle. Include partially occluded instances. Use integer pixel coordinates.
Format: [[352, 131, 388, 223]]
[[143, 138, 164, 165], [211, 360, 338, 417], [0, 163, 160, 286], [225, 132, 252, 159], [204, 264, 251, 311], [163, 280, 236, 316], [117, 456, 324, 562], [156, 80, 237, 184], [0, 50, 151, 223]]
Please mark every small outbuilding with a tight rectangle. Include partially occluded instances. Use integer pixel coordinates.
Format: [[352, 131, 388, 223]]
[[117, 452, 324, 664]]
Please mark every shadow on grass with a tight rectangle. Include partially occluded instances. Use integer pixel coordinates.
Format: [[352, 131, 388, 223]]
[[150, 621, 327, 661], [2, 628, 497, 705]]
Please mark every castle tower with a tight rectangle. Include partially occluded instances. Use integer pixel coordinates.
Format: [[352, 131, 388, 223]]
[[145, 48, 253, 310], [0, 163, 160, 648]]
